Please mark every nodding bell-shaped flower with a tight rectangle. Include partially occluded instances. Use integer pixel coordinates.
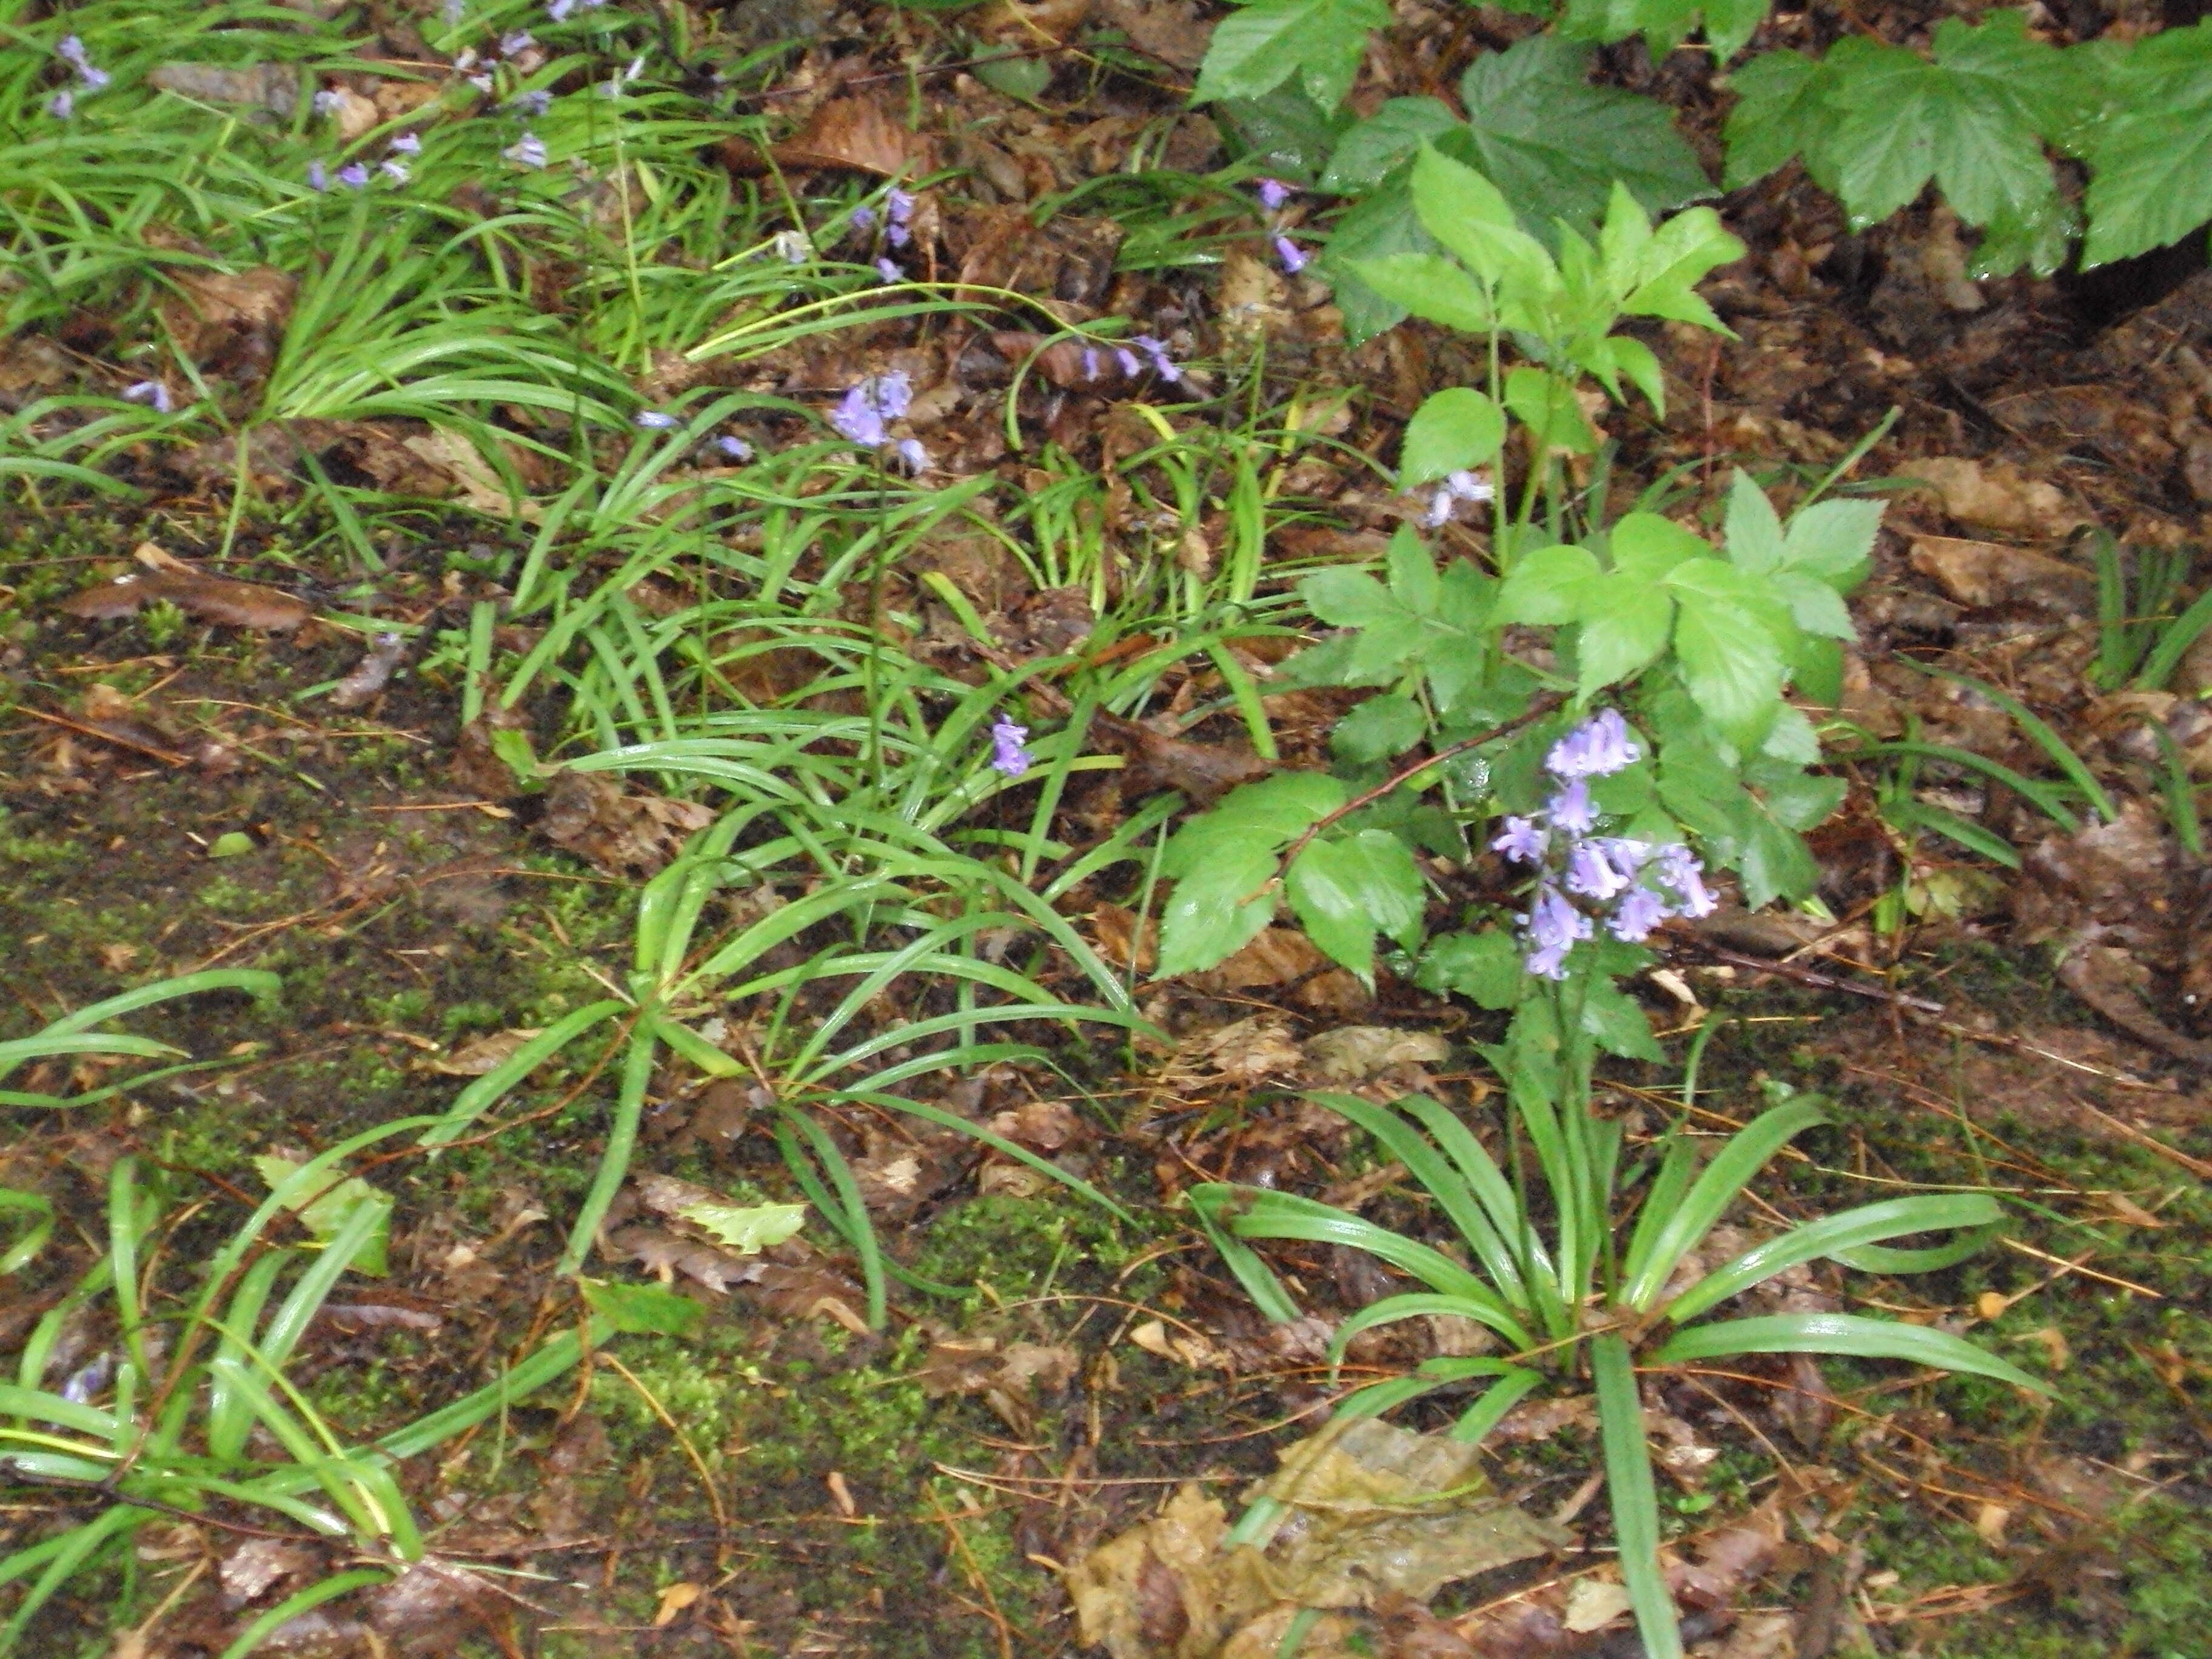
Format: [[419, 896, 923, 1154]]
[[1546, 707, 1640, 780], [989, 716, 1031, 779], [633, 411, 678, 431], [1256, 176, 1292, 212], [121, 381, 173, 415], [1523, 884, 1592, 980], [504, 132, 548, 169]]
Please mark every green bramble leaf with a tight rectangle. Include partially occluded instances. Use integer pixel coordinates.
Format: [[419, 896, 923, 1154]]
[[1322, 97, 1459, 192], [1332, 694, 1428, 764], [1721, 50, 1838, 192], [1319, 178, 1436, 346], [1504, 366, 1598, 454], [1413, 930, 1527, 1010], [253, 1154, 392, 1278], [1580, 975, 1664, 1062], [678, 1199, 808, 1255], [580, 1279, 705, 1338], [1401, 388, 1506, 486], [2082, 21, 2212, 267], [1286, 830, 1429, 984], [1575, 571, 1675, 696], [1664, 560, 1793, 741], [1191, 0, 1393, 110], [1157, 843, 1281, 977], [1496, 544, 1601, 626], [1350, 252, 1494, 333]]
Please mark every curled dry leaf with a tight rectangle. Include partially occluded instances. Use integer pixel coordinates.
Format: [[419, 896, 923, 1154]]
[[1090, 711, 1272, 806], [1303, 1027, 1449, 1083], [540, 769, 716, 877], [766, 95, 935, 176], [328, 632, 409, 711], [425, 1028, 544, 1078], [1094, 0, 1215, 69]]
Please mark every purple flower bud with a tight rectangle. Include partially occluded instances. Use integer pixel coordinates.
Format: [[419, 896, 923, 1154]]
[[1490, 816, 1547, 865], [468, 72, 494, 93], [548, 0, 577, 17], [989, 716, 1031, 779], [307, 159, 327, 190], [634, 411, 678, 431], [56, 35, 90, 69], [894, 437, 929, 473], [1446, 469, 1493, 504], [1424, 486, 1456, 529], [1132, 334, 1181, 383], [1523, 884, 1592, 981], [337, 163, 370, 189], [505, 132, 548, 168], [1273, 235, 1307, 275], [1114, 347, 1139, 379], [886, 187, 914, 224], [886, 223, 911, 248], [1609, 886, 1669, 943], [875, 257, 900, 284], [1547, 778, 1597, 836], [77, 65, 110, 90], [1546, 708, 1640, 780], [47, 89, 73, 118], [1256, 176, 1292, 211], [313, 88, 343, 117], [122, 381, 173, 414], [1564, 839, 1630, 902], [850, 204, 877, 230], [714, 435, 754, 461], [379, 158, 410, 183], [61, 1353, 111, 1406], [500, 30, 535, 55], [512, 89, 552, 116], [1081, 347, 1100, 381], [388, 132, 421, 155]]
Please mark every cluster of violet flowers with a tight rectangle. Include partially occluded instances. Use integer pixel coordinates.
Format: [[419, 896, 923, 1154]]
[[830, 371, 927, 472], [1073, 335, 1180, 388], [306, 101, 420, 190], [853, 187, 916, 284], [48, 34, 111, 118], [1492, 709, 1715, 979]]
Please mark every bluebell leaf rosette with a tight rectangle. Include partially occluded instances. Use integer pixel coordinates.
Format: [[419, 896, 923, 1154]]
[[1492, 709, 1716, 977]]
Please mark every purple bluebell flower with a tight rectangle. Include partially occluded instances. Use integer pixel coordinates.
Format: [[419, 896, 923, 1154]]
[[78, 64, 111, 90], [500, 30, 535, 55], [47, 89, 73, 118], [1546, 708, 1640, 780], [1524, 884, 1592, 981], [1273, 235, 1307, 275], [1596, 837, 1652, 876], [61, 1353, 112, 1407], [313, 88, 343, 117], [886, 223, 911, 249], [990, 716, 1031, 779], [886, 187, 914, 224], [468, 72, 495, 93], [634, 411, 678, 431], [1081, 347, 1101, 381], [894, 437, 929, 473], [1114, 347, 1139, 379], [1655, 845, 1716, 918], [850, 204, 877, 230], [1547, 777, 1597, 836], [548, 0, 577, 16], [829, 370, 913, 447], [388, 132, 421, 155], [307, 159, 327, 190], [122, 381, 173, 415], [1131, 335, 1181, 383], [1564, 839, 1631, 902], [56, 35, 90, 69], [876, 257, 900, 284], [512, 89, 552, 116], [505, 132, 548, 168], [1491, 816, 1547, 865], [1256, 176, 1292, 211], [337, 162, 370, 189], [1609, 886, 1669, 943], [715, 435, 754, 461], [379, 158, 410, 183], [1426, 475, 1492, 526]]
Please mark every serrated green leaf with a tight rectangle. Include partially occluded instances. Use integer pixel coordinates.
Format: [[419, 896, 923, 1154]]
[[1456, 36, 1713, 238], [1413, 929, 1527, 1010], [1158, 843, 1281, 977], [1774, 572, 1856, 639], [1581, 976, 1663, 1061], [1401, 388, 1506, 486], [1161, 773, 1349, 877], [1286, 830, 1428, 982], [1664, 560, 1792, 739], [1386, 523, 1441, 612], [1410, 145, 1558, 294], [1319, 177, 1435, 344], [2082, 21, 2212, 267], [1781, 496, 1883, 588], [580, 1278, 704, 1338], [1577, 572, 1675, 695], [1191, 0, 1392, 109], [678, 1199, 808, 1255], [1348, 252, 1494, 333], [1332, 694, 1429, 763], [1723, 469, 1787, 574], [1612, 512, 1709, 581], [1322, 96, 1459, 191], [1213, 83, 1346, 180], [1505, 366, 1598, 454], [1496, 543, 1601, 625], [253, 1154, 391, 1278], [1721, 50, 1836, 191]]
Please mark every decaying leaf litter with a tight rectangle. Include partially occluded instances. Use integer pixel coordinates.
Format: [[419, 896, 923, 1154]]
[[0, 0, 2208, 1652]]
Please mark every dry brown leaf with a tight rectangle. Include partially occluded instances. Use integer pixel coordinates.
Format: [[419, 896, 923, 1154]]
[[329, 632, 407, 711], [426, 1028, 543, 1077], [652, 1582, 704, 1627], [1217, 247, 1295, 352], [1908, 534, 2096, 614], [1091, 711, 1272, 806], [147, 62, 301, 112], [60, 549, 310, 631], [1175, 1016, 1305, 1085], [1303, 1027, 1449, 1082], [769, 95, 934, 176], [1095, 0, 1214, 69], [1909, 456, 2084, 537], [540, 770, 716, 877]]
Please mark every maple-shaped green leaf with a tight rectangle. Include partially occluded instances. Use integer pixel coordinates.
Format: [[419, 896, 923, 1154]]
[[1560, 0, 1771, 64], [1721, 50, 1838, 192], [1192, 0, 1393, 110], [678, 1198, 808, 1255], [1454, 36, 1712, 238], [2082, 21, 2212, 267]]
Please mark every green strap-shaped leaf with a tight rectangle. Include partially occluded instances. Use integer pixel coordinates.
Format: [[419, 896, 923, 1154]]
[[1651, 1312, 2054, 1393], [1663, 1192, 2003, 1323]]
